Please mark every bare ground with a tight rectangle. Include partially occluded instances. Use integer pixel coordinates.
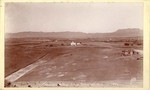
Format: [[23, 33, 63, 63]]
[[5, 39, 143, 87]]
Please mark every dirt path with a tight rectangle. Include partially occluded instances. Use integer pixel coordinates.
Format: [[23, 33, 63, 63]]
[[5, 59, 47, 82]]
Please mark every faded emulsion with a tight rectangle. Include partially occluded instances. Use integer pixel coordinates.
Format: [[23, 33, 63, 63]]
[[4, 2, 143, 87]]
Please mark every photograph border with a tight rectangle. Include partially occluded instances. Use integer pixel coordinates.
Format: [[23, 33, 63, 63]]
[[0, 0, 149, 90]]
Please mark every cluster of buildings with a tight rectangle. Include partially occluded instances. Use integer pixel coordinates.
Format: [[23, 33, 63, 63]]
[[70, 41, 81, 46]]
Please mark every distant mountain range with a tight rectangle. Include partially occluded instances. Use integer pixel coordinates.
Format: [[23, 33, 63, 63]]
[[6, 28, 143, 38]]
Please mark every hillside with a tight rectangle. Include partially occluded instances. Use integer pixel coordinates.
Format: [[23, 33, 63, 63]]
[[6, 28, 143, 38]]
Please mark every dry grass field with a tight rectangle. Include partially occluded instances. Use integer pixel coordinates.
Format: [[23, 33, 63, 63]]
[[5, 37, 143, 87]]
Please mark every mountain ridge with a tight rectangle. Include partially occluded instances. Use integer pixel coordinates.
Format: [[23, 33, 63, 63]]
[[6, 28, 143, 38]]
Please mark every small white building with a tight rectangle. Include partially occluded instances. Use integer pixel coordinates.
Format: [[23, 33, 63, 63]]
[[71, 41, 76, 46], [77, 42, 81, 45]]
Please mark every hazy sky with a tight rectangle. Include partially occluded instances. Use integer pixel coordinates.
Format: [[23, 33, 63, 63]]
[[5, 2, 143, 33]]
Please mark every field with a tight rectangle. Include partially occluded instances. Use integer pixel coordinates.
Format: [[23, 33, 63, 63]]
[[5, 37, 143, 87]]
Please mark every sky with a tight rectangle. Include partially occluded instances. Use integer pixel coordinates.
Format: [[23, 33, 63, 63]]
[[5, 2, 143, 33]]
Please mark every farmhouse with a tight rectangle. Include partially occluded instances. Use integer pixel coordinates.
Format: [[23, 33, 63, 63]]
[[70, 41, 76, 46]]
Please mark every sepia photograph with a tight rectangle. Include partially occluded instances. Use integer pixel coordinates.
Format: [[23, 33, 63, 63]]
[[4, 2, 143, 88]]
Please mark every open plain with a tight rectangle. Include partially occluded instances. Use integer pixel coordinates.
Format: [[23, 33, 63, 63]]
[[5, 37, 143, 87]]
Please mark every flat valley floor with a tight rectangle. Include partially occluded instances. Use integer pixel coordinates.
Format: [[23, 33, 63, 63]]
[[5, 38, 143, 87]]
